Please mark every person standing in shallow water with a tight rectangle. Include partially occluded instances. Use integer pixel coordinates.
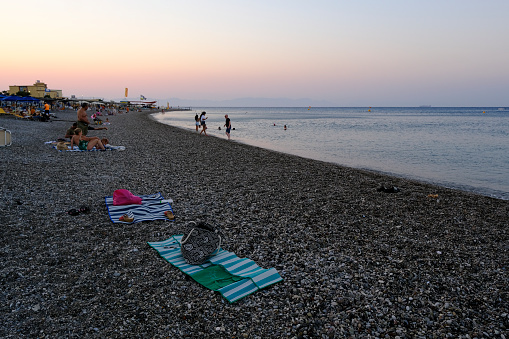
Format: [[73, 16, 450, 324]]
[[224, 114, 231, 140], [199, 112, 208, 135], [195, 113, 200, 132]]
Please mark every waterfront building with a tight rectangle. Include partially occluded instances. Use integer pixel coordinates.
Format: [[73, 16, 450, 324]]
[[8, 80, 62, 99]]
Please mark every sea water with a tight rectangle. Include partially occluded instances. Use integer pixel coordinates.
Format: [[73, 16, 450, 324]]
[[153, 107, 509, 200]]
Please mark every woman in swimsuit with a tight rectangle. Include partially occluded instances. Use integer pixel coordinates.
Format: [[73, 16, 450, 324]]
[[199, 111, 208, 136], [70, 128, 106, 151], [195, 113, 200, 131]]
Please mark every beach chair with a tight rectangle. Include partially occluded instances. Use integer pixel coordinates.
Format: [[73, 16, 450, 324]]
[[0, 127, 12, 146], [0, 108, 22, 118]]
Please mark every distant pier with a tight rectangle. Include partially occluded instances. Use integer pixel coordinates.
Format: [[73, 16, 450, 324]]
[[165, 107, 191, 111]]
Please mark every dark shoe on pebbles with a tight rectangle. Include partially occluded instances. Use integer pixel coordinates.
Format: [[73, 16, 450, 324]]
[[377, 184, 400, 193], [68, 209, 80, 216], [79, 205, 90, 213]]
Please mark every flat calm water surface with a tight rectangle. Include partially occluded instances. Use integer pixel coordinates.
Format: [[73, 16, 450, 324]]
[[154, 107, 509, 200]]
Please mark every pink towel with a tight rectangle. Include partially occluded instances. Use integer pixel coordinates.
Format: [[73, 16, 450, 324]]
[[113, 189, 142, 206]]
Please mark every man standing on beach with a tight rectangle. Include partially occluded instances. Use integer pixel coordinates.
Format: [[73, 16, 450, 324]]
[[77, 102, 91, 135], [224, 114, 231, 140], [43, 102, 50, 121], [77, 102, 108, 136]]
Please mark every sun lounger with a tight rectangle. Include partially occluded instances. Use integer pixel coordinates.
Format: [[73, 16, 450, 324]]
[[0, 108, 17, 117], [0, 127, 12, 146]]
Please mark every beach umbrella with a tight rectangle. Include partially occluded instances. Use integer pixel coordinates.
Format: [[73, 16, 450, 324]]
[[19, 96, 42, 102], [0, 95, 24, 109], [0, 95, 23, 101]]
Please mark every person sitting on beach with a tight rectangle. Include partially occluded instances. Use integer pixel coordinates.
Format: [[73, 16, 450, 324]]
[[199, 111, 208, 135], [31, 110, 43, 121], [91, 113, 102, 124], [70, 128, 105, 151], [65, 122, 78, 138]]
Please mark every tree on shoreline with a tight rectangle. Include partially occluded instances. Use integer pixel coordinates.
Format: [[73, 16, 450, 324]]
[[15, 91, 30, 97]]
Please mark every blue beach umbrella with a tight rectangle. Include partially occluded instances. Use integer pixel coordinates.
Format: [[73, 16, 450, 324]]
[[19, 96, 42, 102], [0, 95, 23, 101]]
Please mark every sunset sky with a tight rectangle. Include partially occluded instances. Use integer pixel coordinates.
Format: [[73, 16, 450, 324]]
[[2, 0, 508, 106]]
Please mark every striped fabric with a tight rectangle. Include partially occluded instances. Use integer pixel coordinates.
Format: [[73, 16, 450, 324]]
[[45, 141, 126, 152], [105, 192, 173, 224], [148, 235, 283, 303], [54, 145, 126, 152]]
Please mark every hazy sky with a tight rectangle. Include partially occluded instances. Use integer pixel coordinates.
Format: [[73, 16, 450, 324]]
[[2, 0, 508, 106]]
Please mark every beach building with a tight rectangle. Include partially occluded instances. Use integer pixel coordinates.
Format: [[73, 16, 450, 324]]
[[8, 80, 62, 99]]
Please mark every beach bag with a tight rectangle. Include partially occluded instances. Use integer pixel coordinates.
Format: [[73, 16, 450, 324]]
[[181, 222, 221, 265], [56, 141, 67, 150], [113, 189, 142, 206]]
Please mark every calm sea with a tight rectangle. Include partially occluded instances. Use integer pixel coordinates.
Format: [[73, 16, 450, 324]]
[[153, 107, 509, 200]]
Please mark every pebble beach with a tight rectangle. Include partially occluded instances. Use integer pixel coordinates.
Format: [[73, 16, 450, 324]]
[[1, 110, 508, 338]]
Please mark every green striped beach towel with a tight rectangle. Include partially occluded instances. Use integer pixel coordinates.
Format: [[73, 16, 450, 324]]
[[148, 235, 283, 303]]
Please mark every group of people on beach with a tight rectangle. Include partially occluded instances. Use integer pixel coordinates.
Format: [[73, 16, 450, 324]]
[[2, 102, 52, 121], [195, 111, 231, 140], [63, 102, 109, 150]]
